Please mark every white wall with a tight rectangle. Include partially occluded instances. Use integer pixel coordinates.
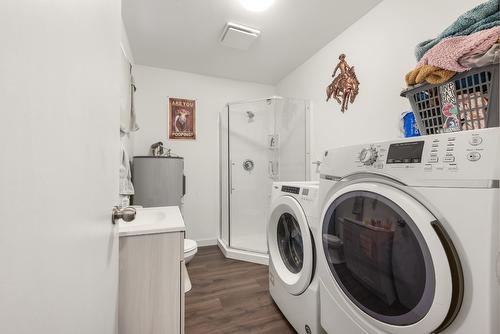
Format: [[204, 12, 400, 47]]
[[277, 0, 485, 167], [133, 66, 275, 243]]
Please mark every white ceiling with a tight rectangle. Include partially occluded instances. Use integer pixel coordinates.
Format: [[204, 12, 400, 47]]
[[122, 0, 382, 84]]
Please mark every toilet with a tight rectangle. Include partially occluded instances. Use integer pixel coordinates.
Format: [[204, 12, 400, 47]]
[[183, 239, 198, 293], [184, 238, 198, 263]]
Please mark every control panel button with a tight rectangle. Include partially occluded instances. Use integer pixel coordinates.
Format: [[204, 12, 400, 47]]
[[443, 156, 455, 163], [467, 152, 481, 162], [469, 136, 483, 146], [424, 164, 433, 171], [428, 156, 439, 163]]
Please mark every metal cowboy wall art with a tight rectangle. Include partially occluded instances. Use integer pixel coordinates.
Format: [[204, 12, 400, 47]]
[[326, 54, 360, 113]]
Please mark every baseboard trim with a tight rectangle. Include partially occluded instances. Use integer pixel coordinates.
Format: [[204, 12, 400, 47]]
[[195, 238, 218, 247]]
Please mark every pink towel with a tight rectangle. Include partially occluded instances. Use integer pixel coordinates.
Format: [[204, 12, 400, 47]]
[[417, 26, 500, 72]]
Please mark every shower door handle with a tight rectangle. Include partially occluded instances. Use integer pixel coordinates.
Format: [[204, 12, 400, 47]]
[[230, 161, 235, 193]]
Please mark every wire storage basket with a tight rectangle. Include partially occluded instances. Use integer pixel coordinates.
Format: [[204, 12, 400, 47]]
[[401, 64, 499, 135]]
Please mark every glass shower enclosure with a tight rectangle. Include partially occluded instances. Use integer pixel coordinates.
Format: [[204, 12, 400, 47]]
[[219, 96, 311, 263]]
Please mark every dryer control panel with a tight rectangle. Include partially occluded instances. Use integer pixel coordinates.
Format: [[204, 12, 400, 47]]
[[280, 185, 318, 202], [321, 128, 500, 186], [281, 185, 300, 194]]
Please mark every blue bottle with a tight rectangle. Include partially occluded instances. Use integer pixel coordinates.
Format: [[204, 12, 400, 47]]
[[401, 112, 421, 138]]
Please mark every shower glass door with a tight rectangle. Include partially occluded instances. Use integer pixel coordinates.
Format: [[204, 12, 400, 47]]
[[228, 99, 278, 253], [275, 98, 310, 181]]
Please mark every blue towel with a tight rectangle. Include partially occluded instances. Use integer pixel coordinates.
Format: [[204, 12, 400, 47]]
[[415, 0, 500, 61]]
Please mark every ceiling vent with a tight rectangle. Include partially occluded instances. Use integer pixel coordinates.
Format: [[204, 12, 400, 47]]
[[220, 22, 260, 50]]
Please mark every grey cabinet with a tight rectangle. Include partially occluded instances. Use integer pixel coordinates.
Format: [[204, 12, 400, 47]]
[[132, 156, 185, 208]]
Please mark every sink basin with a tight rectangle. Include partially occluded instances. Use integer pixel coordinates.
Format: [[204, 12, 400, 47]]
[[131, 210, 166, 225], [118, 206, 185, 237]]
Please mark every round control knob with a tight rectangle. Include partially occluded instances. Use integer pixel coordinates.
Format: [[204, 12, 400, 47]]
[[359, 147, 378, 166]]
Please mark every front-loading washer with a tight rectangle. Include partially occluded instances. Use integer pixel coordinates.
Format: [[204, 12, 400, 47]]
[[317, 128, 500, 334], [268, 181, 325, 334]]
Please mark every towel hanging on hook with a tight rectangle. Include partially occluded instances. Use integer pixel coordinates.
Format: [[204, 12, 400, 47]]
[[120, 43, 140, 132], [129, 63, 139, 132]]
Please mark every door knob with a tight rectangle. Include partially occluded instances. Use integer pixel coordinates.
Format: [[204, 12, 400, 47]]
[[112, 206, 136, 224]]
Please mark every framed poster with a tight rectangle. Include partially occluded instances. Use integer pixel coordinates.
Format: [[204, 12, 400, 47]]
[[169, 97, 196, 140]]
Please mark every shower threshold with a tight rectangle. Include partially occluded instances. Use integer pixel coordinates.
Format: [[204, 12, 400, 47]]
[[217, 238, 269, 265]]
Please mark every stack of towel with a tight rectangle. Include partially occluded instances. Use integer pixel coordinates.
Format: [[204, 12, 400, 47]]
[[406, 0, 499, 86]]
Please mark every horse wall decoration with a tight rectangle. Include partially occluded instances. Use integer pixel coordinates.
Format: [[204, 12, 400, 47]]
[[326, 54, 360, 113]]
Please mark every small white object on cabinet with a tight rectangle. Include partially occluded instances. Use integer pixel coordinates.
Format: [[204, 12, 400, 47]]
[[118, 206, 186, 334]]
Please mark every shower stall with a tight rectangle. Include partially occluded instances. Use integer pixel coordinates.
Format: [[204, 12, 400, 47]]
[[219, 96, 311, 264]]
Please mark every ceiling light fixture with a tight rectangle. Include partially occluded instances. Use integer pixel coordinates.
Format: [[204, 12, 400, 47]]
[[240, 0, 275, 12]]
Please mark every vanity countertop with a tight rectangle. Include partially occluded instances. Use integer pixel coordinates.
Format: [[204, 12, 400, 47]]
[[119, 206, 185, 237]]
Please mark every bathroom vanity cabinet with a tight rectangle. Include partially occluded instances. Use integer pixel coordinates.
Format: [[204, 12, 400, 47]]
[[118, 206, 186, 334]]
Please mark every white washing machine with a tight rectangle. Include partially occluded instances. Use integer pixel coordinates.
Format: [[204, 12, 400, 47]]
[[317, 128, 500, 334], [268, 181, 325, 334]]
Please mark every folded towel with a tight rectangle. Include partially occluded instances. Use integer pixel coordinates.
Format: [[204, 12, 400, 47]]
[[417, 26, 500, 72], [459, 42, 500, 68], [405, 65, 456, 86], [415, 0, 500, 60], [119, 142, 135, 196]]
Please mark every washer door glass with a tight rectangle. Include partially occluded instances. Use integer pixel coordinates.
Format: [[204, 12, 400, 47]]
[[322, 190, 435, 326], [277, 212, 304, 274]]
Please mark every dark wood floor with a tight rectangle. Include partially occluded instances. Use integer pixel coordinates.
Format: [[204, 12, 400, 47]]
[[185, 246, 296, 334]]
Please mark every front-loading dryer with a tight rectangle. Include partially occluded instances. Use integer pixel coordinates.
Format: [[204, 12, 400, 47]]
[[268, 181, 325, 334], [317, 128, 500, 334]]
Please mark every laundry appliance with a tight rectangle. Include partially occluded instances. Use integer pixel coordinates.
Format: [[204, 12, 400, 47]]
[[317, 128, 500, 334], [268, 181, 325, 334]]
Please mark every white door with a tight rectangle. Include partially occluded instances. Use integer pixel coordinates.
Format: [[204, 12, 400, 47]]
[[320, 182, 463, 333], [0, 1, 120, 334], [267, 195, 314, 295]]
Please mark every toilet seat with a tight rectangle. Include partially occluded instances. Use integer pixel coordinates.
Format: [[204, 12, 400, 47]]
[[184, 239, 197, 253]]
